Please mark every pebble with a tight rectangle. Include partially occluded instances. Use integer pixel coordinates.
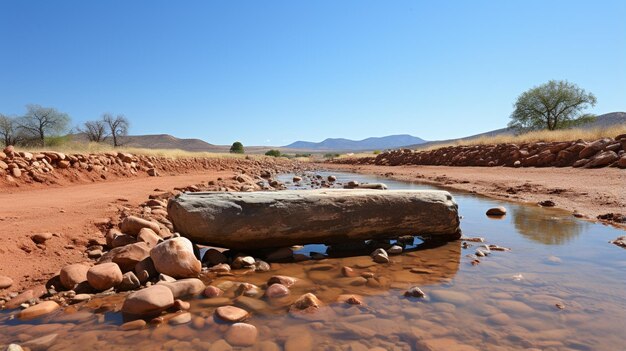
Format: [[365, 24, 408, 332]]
[[169, 312, 192, 325], [371, 248, 389, 263], [225, 323, 258, 346], [31, 232, 53, 244], [203, 285, 224, 298], [267, 275, 296, 287], [0, 275, 13, 289], [18, 301, 60, 320], [265, 283, 290, 298], [387, 245, 403, 255], [215, 305, 250, 322], [486, 207, 507, 216], [117, 271, 141, 291], [120, 319, 146, 330], [121, 285, 174, 316], [232, 256, 255, 269], [404, 286, 426, 298]]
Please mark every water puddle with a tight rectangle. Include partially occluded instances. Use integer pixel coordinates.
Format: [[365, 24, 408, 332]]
[[1, 171, 624, 350]]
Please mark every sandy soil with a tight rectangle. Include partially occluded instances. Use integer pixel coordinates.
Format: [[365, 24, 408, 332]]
[[323, 164, 626, 227], [0, 170, 235, 292]]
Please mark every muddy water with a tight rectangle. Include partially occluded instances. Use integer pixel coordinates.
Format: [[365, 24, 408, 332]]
[[1, 172, 625, 350]]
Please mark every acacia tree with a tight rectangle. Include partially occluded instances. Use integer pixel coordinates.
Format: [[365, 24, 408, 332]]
[[0, 114, 22, 146], [508, 80, 597, 132], [80, 120, 108, 142], [230, 141, 244, 154], [103, 114, 129, 147], [18, 104, 71, 146]]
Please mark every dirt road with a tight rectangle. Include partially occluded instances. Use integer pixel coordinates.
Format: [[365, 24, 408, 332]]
[[0, 171, 231, 292]]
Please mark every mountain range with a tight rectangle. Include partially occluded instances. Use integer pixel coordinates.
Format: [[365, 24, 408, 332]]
[[283, 134, 426, 151]]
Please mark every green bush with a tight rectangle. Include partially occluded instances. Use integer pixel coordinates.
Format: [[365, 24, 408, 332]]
[[265, 149, 281, 157], [323, 153, 340, 159], [373, 150, 381, 155], [230, 141, 244, 154]]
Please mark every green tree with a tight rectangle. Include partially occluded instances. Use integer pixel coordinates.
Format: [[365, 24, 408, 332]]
[[508, 80, 596, 132], [265, 149, 281, 157], [230, 141, 244, 154]]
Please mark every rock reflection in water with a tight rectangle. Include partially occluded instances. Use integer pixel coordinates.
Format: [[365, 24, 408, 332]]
[[511, 205, 586, 245]]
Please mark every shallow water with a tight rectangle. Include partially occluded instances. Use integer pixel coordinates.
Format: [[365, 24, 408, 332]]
[[1, 171, 625, 350]]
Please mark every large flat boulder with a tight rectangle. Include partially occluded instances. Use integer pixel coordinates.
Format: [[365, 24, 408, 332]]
[[168, 189, 460, 249]]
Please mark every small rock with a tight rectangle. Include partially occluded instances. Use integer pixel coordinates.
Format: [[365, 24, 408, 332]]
[[404, 286, 426, 298], [60, 264, 90, 290], [539, 200, 556, 207], [22, 333, 58, 351], [0, 275, 13, 289], [150, 237, 201, 278], [87, 262, 123, 291], [265, 283, 290, 298], [31, 232, 53, 244], [120, 216, 161, 236], [173, 299, 190, 310], [158, 278, 205, 298], [122, 285, 175, 317], [225, 323, 258, 347], [169, 312, 191, 325], [486, 207, 507, 216], [232, 256, 255, 269], [117, 271, 141, 291], [387, 245, 403, 255], [371, 248, 389, 263], [18, 301, 60, 320], [120, 319, 146, 330], [267, 275, 296, 287], [215, 305, 250, 323], [203, 285, 224, 298]]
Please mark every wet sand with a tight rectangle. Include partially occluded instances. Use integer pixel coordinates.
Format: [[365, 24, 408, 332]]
[[322, 164, 626, 229]]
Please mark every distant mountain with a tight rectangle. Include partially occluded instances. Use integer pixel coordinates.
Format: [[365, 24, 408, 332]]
[[284, 134, 427, 151], [408, 112, 626, 149], [71, 133, 229, 152]]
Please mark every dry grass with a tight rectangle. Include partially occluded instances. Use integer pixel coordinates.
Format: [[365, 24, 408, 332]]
[[416, 126, 626, 151], [16, 141, 259, 159]]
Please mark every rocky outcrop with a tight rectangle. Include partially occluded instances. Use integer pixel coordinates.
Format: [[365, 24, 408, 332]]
[[168, 189, 461, 249], [331, 136, 626, 169]]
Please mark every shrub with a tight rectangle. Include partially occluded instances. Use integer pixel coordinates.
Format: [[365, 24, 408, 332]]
[[265, 149, 281, 157]]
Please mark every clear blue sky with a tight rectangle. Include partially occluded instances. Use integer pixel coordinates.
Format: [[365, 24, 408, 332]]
[[1, 1, 624, 146]]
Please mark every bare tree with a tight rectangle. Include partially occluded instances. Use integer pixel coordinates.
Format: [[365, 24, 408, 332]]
[[79, 120, 108, 142], [103, 114, 129, 147], [0, 114, 22, 147], [17, 104, 71, 147]]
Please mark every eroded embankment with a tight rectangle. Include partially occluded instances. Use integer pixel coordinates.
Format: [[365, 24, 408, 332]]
[[332, 136, 626, 169], [0, 145, 304, 191]]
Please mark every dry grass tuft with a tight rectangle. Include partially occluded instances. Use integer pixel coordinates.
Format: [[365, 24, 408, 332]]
[[416, 126, 626, 151]]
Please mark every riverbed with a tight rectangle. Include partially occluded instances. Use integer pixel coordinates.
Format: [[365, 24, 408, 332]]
[[0, 171, 624, 350]]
